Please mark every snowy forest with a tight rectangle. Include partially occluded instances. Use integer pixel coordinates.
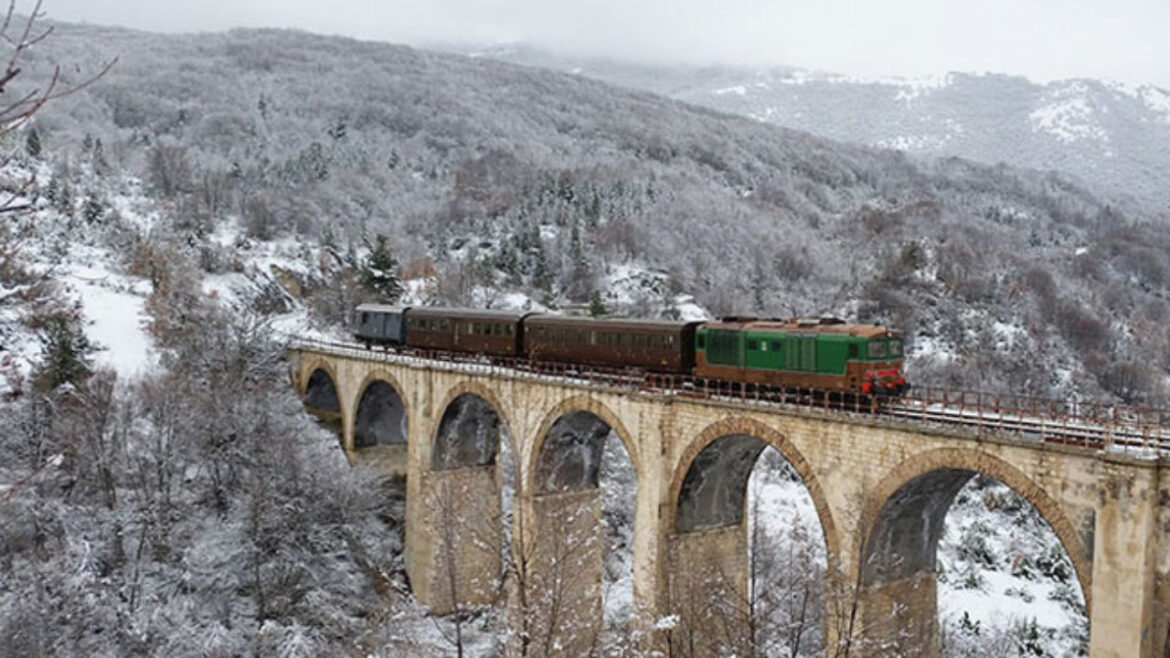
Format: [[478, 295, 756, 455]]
[[0, 5, 1165, 656]]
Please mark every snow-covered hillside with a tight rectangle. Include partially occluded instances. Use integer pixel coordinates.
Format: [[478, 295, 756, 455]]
[[476, 47, 1170, 216]]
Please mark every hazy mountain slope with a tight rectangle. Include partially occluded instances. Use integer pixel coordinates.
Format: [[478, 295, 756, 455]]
[[14, 22, 1170, 403], [475, 46, 1170, 215]]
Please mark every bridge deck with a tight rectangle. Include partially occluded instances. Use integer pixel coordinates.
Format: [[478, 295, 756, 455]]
[[291, 339, 1170, 460]]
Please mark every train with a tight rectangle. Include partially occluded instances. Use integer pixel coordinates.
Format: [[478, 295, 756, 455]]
[[354, 304, 908, 396]]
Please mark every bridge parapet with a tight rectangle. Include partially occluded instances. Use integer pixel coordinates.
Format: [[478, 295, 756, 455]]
[[289, 338, 1170, 461]]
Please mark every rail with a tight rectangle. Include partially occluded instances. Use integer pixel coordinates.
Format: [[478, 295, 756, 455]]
[[289, 338, 1170, 459]]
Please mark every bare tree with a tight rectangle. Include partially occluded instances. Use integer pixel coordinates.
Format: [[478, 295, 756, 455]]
[[0, 0, 115, 213]]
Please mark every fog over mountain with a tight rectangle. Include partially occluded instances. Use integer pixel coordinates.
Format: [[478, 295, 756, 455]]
[[471, 45, 1170, 215]]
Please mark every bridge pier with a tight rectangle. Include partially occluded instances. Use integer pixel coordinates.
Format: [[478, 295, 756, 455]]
[[408, 465, 502, 614], [1086, 463, 1162, 658], [666, 523, 749, 656], [512, 489, 602, 657], [855, 571, 939, 657]]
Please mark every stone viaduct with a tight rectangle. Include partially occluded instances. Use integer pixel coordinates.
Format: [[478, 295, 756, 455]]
[[291, 342, 1170, 657]]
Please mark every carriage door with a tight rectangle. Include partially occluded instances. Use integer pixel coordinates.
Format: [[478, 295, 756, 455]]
[[784, 336, 816, 371], [799, 337, 816, 371]]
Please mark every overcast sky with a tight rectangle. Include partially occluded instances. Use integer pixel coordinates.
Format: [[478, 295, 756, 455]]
[[45, 0, 1170, 87]]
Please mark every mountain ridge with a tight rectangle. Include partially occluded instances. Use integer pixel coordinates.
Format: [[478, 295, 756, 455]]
[[467, 44, 1170, 215]]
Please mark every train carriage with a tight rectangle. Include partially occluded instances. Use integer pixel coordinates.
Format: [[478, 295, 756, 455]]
[[524, 315, 700, 372], [404, 307, 527, 357], [354, 303, 409, 346], [694, 317, 906, 394]]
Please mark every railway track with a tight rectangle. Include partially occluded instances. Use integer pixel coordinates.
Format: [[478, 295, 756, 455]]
[[290, 338, 1170, 459]]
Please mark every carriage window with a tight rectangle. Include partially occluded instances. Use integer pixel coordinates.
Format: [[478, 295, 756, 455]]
[[849, 344, 859, 358], [868, 341, 887, 358], [890, 339, 903, 356], [507, 325, 514, 336], [747, 340, 758, 350], [697, 334, 706, 349], [362, 312, 370, 325], [773, 341, 783, 352], [441, 319, 449, 330]]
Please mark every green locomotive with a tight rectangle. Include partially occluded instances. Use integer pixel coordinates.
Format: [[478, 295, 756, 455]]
[[694, 317, 907, 395]]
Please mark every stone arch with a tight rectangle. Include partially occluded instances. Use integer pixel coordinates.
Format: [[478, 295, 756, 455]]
[[431, 381, 516, 470], [859, 447, 1092, 612], [302, 367, 341, 414], [297, 356, 337, 397], [352, 372, 411, 450], [668, 416, 840, 563], [528, 395, 638, 496]]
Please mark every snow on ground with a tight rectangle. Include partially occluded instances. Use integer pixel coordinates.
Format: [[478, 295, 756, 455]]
[[749, 454, 824, 550], [1030, 86, 1109, 143], [713, 84, 748, 96], [939, 479, 1087, 655], [57, 246, 156, 378], [773, 70, 955, 96], [70, 273, 153, 376], [1106, 80, 1170, 123]]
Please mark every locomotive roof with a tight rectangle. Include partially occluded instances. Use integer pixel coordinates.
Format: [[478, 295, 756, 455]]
[[706, 318, 898, 339]]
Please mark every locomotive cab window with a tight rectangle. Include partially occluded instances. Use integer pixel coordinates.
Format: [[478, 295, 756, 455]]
[[697, 334, 706, 349], [868, 341, 887, 358]]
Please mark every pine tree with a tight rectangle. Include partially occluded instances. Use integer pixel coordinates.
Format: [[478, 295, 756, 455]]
[[33, 313, 93, 392], [495, 239, 520, 285], [567, 221, 591, 302], [57, 181, 73, 215], [83, 192, 104, 224], [361, 234, 404, 302], [589, 291, 608, 317], [532, 241, 554, 297], [24, 127, 41, 157]]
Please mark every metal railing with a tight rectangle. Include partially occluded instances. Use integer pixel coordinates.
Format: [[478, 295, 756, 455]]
[[290, 339, 1170, 459]]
